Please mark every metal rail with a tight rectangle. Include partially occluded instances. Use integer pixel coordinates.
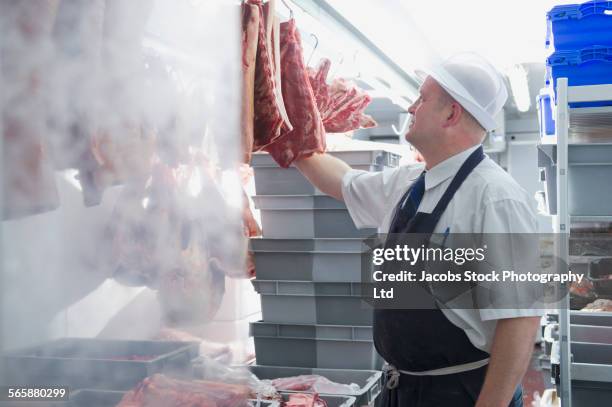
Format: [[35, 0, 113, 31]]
[[556, 77, 572, 406], [292, 0, 420, 90]]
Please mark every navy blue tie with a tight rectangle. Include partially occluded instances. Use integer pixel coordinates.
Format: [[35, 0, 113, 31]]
[[389, 171, 426, 234]]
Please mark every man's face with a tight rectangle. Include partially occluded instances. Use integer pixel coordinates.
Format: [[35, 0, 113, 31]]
[[404, 77, 447, 146]]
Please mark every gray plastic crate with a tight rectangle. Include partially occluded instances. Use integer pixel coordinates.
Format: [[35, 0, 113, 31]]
[[250, 238, 374, 252], [280, 392, 356, 407], [571, 311, 612, 326], [248, 365, 382, 407], [251, 151, 400, 168], [253, 195, 376, 239], [250, 238, 373, 282], [253, 164, 388, 196], [549, 311, 612, 327], [250, 321, 381, 370], [571, 342, 612, 407], [252, 280, 372, 326], [538, 143, 612, 216], [571, 324, 612, 345]]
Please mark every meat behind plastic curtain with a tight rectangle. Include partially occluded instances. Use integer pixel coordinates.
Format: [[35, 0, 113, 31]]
[[1, 0, 61, 220], [0, 0, 246, 348]]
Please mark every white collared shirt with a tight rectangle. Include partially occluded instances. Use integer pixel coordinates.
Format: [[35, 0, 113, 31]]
[[341, 145, 544, 354]]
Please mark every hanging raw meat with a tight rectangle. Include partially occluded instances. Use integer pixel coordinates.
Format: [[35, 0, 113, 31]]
[[242, 190, 261, 237], [1, 0, 61, 220], [71, 0, 155, 206], [239, 165, 260, 238], [307, 58, 377, 133], [325, 78, 377, 132], [2, 119, 60, 220], [108, 181, 178, 288], [307, 59, 331, 115], [238, 164, 259, 277], [157, 227, 226, 325], [109, 158, 233, 322], [242, 192, 259, 278], [49, 0, 105, 168], [48, 0, 109, 207], [267, 2, 292, 141], [90, 124, 156, 192], [241, 1, 259, 163], [264, 19, 325, 168], [250, 0, 291, 152], [243, 193, 259, 278]]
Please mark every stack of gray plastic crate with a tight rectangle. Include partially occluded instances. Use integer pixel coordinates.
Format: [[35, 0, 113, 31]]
[[248, 151, 399, 406]]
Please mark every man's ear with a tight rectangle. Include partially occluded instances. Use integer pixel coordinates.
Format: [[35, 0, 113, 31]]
[[442, 102, 463, 128]]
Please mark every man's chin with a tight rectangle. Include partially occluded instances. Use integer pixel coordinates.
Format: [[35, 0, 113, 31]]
[[404, 131, 415, 144]]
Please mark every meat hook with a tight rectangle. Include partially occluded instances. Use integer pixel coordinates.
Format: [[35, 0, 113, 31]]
[[307, 33, 319, 65], [280, 0, 294, 19]]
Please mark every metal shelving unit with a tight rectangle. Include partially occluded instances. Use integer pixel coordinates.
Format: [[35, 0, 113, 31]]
[[554, 78, 612, 406]]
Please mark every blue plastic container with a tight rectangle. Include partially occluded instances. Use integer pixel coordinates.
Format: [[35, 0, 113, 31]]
[[546, 1, 612, 50], [546, 46, 612, 106], [537, 91, 556, 137]]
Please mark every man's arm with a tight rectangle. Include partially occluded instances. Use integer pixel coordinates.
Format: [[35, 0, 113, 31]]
[[294, 153, 352, 201], [475, 316, 540, 407]]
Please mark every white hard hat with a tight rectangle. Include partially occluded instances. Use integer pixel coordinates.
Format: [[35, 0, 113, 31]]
[[416, 53, 508, 132]]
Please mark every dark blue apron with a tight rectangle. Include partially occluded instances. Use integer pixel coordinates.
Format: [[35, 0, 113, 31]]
[[374, 146, 523, 407]]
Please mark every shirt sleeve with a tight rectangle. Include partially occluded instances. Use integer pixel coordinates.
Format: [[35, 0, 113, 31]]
[[342, 167, 406, 229], [475, 199, 545, 321], [341, 169, 386, 229]]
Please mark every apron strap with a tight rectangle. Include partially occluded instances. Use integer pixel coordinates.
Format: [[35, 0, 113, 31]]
[[382, 364, 402, 389], [383, 357, 490, 389], [431, 146, 485, 218]]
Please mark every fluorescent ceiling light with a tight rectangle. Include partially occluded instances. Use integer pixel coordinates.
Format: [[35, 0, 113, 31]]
[[508, 64, 531, 113]]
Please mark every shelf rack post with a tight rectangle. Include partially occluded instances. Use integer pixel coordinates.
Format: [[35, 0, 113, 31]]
[[555, 77, 572, 406]]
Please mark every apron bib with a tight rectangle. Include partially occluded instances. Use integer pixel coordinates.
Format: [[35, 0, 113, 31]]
[[373, 147, 522, 407]]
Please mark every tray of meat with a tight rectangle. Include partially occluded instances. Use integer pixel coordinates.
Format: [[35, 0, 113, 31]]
[[588, 257, 612, 297], [69, 388, 280, 407], [280, 392, 356, 407], [582, 299, 612, 313], [249, 365, 381, 407], [115, 374, 274, 407], [1, 338, 199, 391]]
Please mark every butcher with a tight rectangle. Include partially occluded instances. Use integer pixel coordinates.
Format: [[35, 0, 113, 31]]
[[294, 53, 542, 407]]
